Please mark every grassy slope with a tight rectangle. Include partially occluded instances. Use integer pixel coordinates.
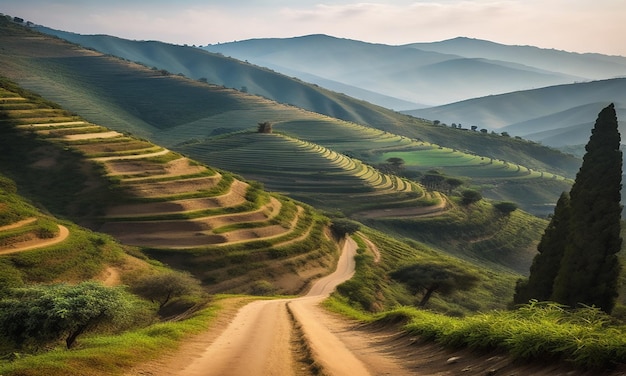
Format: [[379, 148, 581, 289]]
[[0, 20, 556, 274], [0, 20, 582, 217], [0, 171, 135, 289], [0, 78, 337, 296]]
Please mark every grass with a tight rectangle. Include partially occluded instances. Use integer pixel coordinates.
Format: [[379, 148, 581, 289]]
[[362, 198, 546, 274], [0, 295, 251, 376], [376, 302, 626, 369]]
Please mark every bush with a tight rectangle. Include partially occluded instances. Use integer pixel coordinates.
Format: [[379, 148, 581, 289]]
[[0, 282, 138, 349], [494, 201, 518, 215], [330, 218, 361, 237], [461, 189, 482, 205]]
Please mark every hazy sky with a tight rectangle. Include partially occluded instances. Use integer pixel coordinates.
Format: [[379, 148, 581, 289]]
[[2, 1, 625, 56]]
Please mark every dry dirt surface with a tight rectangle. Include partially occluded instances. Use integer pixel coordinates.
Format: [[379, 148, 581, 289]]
[[125, 237, 626, 376], [126, 237, 423, 376]]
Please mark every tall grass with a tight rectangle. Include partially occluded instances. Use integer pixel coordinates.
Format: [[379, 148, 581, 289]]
[[381, 301, 626, 369]]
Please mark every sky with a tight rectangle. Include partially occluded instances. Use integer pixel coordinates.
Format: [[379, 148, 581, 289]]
[[2, 0, 625, 57]]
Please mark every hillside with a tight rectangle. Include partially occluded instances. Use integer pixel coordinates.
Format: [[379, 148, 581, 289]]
[[34, 26, 410, 128], [1, 18, 625, 376], [0, 78, 337, 295], [31, 25, 582, 172], [202, 35, 626, 107], [407, 78, 626, 149], [0, 20, 581, 217]]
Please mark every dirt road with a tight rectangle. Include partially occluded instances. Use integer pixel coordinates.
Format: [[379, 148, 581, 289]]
[[176, 237, 415, 376], [0, 224, 69, 255]]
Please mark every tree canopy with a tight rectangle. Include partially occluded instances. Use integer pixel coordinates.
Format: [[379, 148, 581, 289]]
[[0, 282, 136, 349], [390, 261, 480, 307], [130, 271, 203, 309]]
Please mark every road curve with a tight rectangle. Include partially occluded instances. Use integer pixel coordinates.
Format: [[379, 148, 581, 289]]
[[176, 237, 367, 376], [0, 224, 70, 255]]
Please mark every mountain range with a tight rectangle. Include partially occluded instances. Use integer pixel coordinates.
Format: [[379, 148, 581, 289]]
[[35, 27, 626, 151], [202, 35, 626, 108]]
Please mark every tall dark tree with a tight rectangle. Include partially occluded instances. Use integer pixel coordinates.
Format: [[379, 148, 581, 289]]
[[257, 121, 273, 133], [516, 104, 622, 313], [550, 104, 622, 313], [513, 192, 571, 304]]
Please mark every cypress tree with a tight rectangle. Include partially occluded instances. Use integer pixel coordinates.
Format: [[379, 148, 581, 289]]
[[550, 103, 622, 313], [513, 192, 571, 304]]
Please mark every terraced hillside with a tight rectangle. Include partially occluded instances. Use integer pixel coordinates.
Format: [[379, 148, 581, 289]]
[[178, 131, 446, 216], [0, 19, 579, 216], [0, 82, 337, 294]]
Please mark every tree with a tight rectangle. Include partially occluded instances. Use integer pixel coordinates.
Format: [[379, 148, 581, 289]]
[[514, 104, 622, 313], [130, 271, 202, 309], [493, 201, 518, 215], [257, 121, 272, 133], [420, 170, 445, 190], [444, 177, 464, 193], [330, 218, 361, 237], [513, 192, 570, 304], [461, 189, 482, 205], [391, 262, 479, 307], [550, 104, 622, 313], [386, 157, 405, 170], [0, 282, 135, 349]]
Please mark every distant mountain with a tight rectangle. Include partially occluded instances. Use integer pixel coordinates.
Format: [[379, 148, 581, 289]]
[[202, 34, 626, 107], [34, 26, 408, 125], [406, 78, 626, 148], [405, 37, 626, 81], [1, 20, 582, 218]]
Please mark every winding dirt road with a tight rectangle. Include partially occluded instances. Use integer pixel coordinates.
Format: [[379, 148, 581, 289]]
[[175, 237, 416, 376], [0, 222, 70, 255]]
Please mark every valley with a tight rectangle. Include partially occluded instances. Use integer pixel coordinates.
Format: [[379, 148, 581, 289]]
[[0, 16, 625, 376]]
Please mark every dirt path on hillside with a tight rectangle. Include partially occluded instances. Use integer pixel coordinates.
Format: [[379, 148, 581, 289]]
[[0, 224, 69, 255], [127, 237, 418, 376], [0, 217, 37, 231]]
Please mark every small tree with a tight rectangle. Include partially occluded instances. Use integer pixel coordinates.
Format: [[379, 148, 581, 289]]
[[330, 218, 361, 237], [0, 282, 135, 349], [386, 157, 405, 170], [444, 177, 464, 193], [257, 121, 273, 133], [421, 170, 445, 190], [493, 201, 518, 215], [461, 189, 482, 205], [130, 271, 202, 309], [391, 262, 479, 307]]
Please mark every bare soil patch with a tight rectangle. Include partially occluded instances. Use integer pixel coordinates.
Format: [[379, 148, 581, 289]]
[[63, 130, 122, 140], [204, 196, 281, 228], [106, 189, 246, 217], [0, 217, 37, 231], [122, 174, 225, 198]]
